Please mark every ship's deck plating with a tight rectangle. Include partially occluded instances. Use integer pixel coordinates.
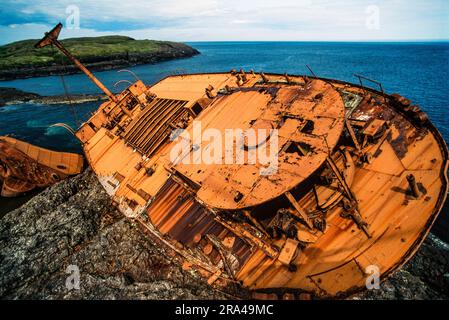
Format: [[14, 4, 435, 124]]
[[75, 72, 448, 298], [171, 80, 346, 209]]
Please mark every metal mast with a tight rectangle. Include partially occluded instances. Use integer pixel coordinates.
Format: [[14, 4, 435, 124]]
[[35, 23, 118, 103]]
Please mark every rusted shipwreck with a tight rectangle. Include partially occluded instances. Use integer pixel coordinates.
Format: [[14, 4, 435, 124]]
[[35, 24, 448, 298], [0, 136, 84, 197]]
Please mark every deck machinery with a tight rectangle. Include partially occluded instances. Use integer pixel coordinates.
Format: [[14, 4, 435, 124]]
[[35, 24, 448, 299]]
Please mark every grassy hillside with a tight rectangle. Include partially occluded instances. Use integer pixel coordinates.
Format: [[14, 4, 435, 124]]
[[0, 36, 199, 79]]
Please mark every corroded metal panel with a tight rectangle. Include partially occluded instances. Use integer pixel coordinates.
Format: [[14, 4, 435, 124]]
[[123, 98, 188, 156]]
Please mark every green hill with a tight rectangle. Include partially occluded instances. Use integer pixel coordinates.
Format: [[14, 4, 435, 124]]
[[0, 36, 199, 80]]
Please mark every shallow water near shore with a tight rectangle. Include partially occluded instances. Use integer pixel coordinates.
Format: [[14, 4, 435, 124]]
[[0, 191, 39, 217]]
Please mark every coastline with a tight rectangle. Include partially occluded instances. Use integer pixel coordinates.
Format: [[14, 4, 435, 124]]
[[8, 93, 107, 106], [0, 87, 107, 107], [0, 52, 200, 81], [0, 38, 200, 81]]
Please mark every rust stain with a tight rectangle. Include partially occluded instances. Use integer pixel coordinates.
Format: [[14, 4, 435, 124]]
[[0, 136, 84, 197]]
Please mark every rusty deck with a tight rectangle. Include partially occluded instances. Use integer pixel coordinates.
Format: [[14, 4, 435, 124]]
[[68, 70, 447, 298]]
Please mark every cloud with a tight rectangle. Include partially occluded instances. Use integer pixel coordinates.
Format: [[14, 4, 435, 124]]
[[230, 20, 255, 25], [0, 0, 447, 43]]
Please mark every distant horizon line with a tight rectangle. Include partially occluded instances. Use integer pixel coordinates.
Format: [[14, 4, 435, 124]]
[[184, 39, 449, 43], [2, 37, 449, 46]]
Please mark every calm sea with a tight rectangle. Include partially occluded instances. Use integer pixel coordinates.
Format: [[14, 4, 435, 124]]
[[1, 41, 448, 153]]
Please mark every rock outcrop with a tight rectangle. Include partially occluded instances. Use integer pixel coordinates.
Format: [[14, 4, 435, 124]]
[[0, 87, 109, 107], [0, 87, 40, 106], [0, 170, 227, 299]]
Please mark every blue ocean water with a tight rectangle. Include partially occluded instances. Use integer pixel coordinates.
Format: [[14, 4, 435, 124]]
[[1, 41, 448, 153]]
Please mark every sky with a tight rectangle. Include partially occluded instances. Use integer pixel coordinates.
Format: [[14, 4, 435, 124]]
[[0, 0, 448, 44]]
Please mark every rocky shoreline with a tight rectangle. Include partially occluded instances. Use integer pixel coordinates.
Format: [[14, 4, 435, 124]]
[[0, 87, 107, 107], [30, 93, 107, 105], [0, 169, 448, 300], [0, 170, 231, 299], [0, 87, 40, 106]]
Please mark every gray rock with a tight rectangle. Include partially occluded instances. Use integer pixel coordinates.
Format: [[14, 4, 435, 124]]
[[0, 169, 228, 300], [0, 87, 40, 106]]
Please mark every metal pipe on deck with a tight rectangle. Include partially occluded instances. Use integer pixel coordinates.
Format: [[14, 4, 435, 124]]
[[407, 174, 421, 198]]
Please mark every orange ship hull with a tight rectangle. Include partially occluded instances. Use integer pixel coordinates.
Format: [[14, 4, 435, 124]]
[[72, 72, 448, 298], [0, 136, 84, 197]]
